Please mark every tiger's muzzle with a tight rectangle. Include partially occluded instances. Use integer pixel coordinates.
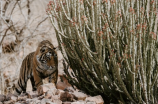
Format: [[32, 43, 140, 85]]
[[36, 55, 56, 70]]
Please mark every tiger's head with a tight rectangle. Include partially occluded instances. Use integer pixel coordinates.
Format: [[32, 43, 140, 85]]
[[34, 40, 58, 71]]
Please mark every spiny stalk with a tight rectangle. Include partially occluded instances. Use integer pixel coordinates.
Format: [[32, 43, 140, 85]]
[[48, 0, 158, 103]]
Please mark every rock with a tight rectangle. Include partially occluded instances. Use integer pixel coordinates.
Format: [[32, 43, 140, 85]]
[[60, 91, 73, 102], [38, 85, 50, 96], [34, 99, 41, 104], [27, 91, 38, 99], [62, 102, 71, 104], [50, 88, 58, 95], [17, 101, 27, 104], [6, 93, 13, 101], [85, 95, 104, 104], [0, 94, 6, 102], [38, 95, 45, 100], [46, 102, 56, 104], [66, 92, 74, 102], [37, 83, 56, 96], [60, 92, 67, 102], [86, 101, 96, 104], [71, 101, 85, 104], [6, 93, 17, 101], [17, 94, 28, 101], [53, 99, 62, 104], [64, 87, 75, 92], [45, 88, 58, 99], [41, 98, 50, 104], [55, 89, 64, 95], [60, 76, 71, 86], [45, 88, 57, 97], [56, 75, 72, 90], [56, 81, 68, 90], [45, 94, 52, 99], [14, 103, 21, 104], [3, 100, 14, 104], [41, 98, 55, 104], [72, 91, 87, 100], [51, 95, 59, 101], [10, 96, 18, 102], [26, 98, 40, 104], [26, 98, 33, 103]]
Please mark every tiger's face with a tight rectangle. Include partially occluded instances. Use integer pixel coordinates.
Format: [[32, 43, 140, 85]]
[[34, 40, 58, 70]]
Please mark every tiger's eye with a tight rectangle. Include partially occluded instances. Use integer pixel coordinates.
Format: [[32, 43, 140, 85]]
[[40, 48, 45, 53], [49, 52, 52, 55]]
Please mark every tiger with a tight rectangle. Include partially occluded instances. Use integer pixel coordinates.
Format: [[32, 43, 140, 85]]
[[14, 40, 58, 95]]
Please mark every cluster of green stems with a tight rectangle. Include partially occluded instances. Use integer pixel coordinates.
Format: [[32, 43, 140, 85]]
[[48, 0, 158, 103]]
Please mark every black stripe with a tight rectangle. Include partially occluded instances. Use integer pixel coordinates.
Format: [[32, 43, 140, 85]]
[[41, 54, 45, 61], [50, 70, 56, 75], [27, 53, 30, 68], [30, 76, 35, 88], [25, 56, 29, 84], [37, 64, 43, 70], [18, 80, 22, 89], [26, 57, 29, 81], [36, 68, 42, 74], [23, 60, 26, 84], [39, 54, 42, 61], [36, 65, 43, 73], [44, 54, 48, 61], [36, 81, 42, 87], [36, 69, 46, 78], [36, 65, 46, 78], [15, 88, 21, 94], [19, 78, 26, 91]]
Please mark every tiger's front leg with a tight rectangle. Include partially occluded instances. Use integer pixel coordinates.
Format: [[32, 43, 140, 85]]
[[49, 70, 58, 85], [30, 76, 37, 91], [32, 69, 43, 89]]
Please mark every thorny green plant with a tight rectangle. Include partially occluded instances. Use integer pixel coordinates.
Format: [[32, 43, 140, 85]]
[[48, 0, 158, 103]]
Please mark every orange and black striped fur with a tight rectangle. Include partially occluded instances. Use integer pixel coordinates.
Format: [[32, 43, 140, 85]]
[[14, 40, 58, 95]]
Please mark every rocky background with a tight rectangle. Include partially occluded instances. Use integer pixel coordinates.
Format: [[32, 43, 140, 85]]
[[0, 83, 104, 104], [0, 0, 104, 104]]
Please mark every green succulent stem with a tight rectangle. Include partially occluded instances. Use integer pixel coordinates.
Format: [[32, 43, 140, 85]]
[[48, 0, 158, 103]]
